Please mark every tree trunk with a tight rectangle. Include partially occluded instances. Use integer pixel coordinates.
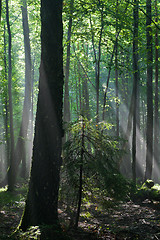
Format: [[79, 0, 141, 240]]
[[145, 0, 153, 180], [132, 0, 139, 183], [75, 118, 84, 227], [0, 0, 1, 22], [63, 0, 74, 125], [115, 0, 119, 137], [3, 24, 10, 170], [19, 0, 32, 178], [153, 0, 159, 182], [82, 76, 90, 119], [82, 45, 90, 119], [6, 0, 15, 192], [20, 0, 63, 230], [102, 3, 129, 121], [118, 87, 134, 168], [7, 0, 32, 186], [90, 9, 103, 123]]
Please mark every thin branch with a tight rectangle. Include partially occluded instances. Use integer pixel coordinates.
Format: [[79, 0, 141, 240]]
[[125, 0, 160, 30], [73, 44, 96, 89]]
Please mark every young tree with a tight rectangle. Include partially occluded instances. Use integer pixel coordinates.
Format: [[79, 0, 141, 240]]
[[20, 0, 63, 230]]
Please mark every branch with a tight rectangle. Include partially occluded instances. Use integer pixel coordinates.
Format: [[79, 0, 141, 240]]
[[125, 0, 160, 30], [73, 44, 96, 89]]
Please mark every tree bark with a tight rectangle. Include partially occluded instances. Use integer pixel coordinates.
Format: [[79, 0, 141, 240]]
[[132, 0, 139, 183], [75, 118, 84, 227], [145, 0, 153, 180], [153, 0, 159, 182], [7, 0, 32, 186], [19, 0, 32, 178], [63, 0, 74, 125], [115, 0, 119, 137], [6, 0, 15, 192], [3, 24, 10, 170], [90, 8, 103, 123], [20, 0, 63, 230]]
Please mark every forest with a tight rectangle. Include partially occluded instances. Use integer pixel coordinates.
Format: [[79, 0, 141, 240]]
[[0, 0, 160, 239]]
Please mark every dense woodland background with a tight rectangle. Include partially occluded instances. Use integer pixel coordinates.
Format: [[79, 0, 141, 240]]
[[0, 0, 160, 239]]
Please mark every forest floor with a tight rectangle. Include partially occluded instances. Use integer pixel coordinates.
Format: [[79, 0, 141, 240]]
[[59, 199, 160, 240], [0, 185, 160, 239]]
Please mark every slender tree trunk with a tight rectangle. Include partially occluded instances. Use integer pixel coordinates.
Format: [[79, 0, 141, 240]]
[[6, 0, 15, 192], [64, 0, 74, 125], [82, 76, 90, 119], [102, 3, 129, 121], [77, 44, 82, 114], [132, 0, 139, 183], [90, 10, 103, 123], [141, 99, 146, 178], [0, 0, 1, 22], [3, 24, 10, 170], [118, 87, 134, 167], [20, 0, 63, 230], [75, 118, 84, 227], [145, 0, 153, 180], [96, 11, 103, 123], [7, 0, 32, 186], [102, 41, 117, 121], [153, 0, 159, 182], [82, 45, 90, 119], [19, 0, 32, 178], [74, 64, 79, 115], [115, 0, 119, 137], [27, 56, 35, 175]]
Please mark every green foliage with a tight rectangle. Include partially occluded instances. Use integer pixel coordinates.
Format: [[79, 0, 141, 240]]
[[60, 117, 129, 210], [133, 180, 160, 202], [14, 226, 41, 240], [14, 225, 71, 240], [0, 184, 27, 209]]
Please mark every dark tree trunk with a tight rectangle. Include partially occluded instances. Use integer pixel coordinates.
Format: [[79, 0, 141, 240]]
[[153, 0, 159, 182], [145, 0, 153, 180], [115, 0, 119, 137], [132, 0, 139, 183], [75, 118, 84, 227], [82, 45, 90, 119], [82, 76, 90, 119], [6, 0, 15, 192], [102, 41, 117, 121], [96, 11, 103, 124], [20, 0, 63, 230], [3, 24, 10, 170]]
